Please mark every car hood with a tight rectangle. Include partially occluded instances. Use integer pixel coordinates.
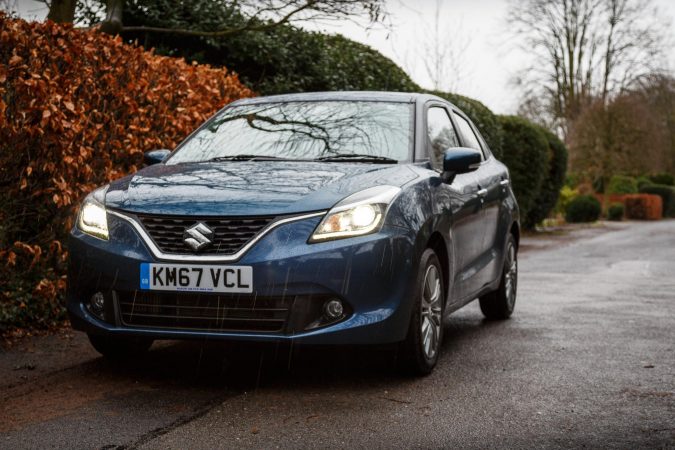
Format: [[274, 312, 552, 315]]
[[105, 161, 419, 216]]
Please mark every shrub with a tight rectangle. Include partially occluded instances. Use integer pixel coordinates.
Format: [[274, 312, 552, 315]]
[[565, 195, 602, 223], [119, 2, 419, 95], [0, 15, 252, 333], [639, 184, 675, 217], [497, 116, 549, 227], [607, 203, 625, 221], [426, 91, 503, 158], [554, 186, 579, 216], [565, 173, 583, 189], [636, 176, 653, 190], [649, 173, 674, 186], [624, 194, 663, 220], [606, 175, 638, 194], [524, 127, 568, 228]]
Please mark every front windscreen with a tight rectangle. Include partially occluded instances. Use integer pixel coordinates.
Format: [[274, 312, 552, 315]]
[[166, 101, 413, 164]]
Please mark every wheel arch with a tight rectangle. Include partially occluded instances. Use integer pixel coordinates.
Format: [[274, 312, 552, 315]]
[[510, 220, 520, 249], [426, 231, 450, 302]]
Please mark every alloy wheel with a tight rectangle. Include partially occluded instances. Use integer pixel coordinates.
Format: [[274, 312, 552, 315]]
[[504, 243, 517, 309], [421, 264, 443, 360]]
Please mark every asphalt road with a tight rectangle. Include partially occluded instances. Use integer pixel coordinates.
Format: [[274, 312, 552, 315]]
[[1, 220, 674, 449]]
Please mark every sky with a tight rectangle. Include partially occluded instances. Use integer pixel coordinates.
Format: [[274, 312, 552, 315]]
[[8, 0, 675, 114]]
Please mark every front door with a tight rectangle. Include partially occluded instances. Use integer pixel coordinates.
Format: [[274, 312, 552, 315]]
[[451, 110, 503, 292], [425, 104, 486, 301]]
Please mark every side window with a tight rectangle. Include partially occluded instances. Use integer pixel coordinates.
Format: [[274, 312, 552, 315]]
[[426, 107, 460, 171], [452, 112, 485, 159]]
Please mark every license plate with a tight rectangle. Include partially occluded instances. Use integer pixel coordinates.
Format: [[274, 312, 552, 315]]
[[140, 263, 253, 293]]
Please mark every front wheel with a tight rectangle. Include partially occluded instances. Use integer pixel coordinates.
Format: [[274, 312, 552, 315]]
[[88, 334, 153, 359], [479, 234, 518, 320], [398, 248, 445, 375]]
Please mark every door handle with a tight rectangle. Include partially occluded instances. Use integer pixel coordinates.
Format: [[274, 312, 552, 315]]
[[499, 179, 510, 187], [477, 188, 488, 197]]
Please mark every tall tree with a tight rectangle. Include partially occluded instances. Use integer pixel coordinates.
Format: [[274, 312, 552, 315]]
[[509, 0, 669, 137], [568, 74, 675, 179]]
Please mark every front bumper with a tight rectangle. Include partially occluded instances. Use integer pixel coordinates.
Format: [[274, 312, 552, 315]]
[[67, 212, 417, 345]]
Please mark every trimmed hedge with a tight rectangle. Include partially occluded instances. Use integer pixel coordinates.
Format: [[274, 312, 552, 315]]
[[636, 176, 653, 190], [497, 116, 549, 227], [120, 2, 419, 95], [639, 184, 675, 217], [607, 175, 638, 194], [524, 127, 568, 228], [426, 91, 503, 158], [624, 194, 663, 220], [607, 203, 624, 221], [0, 15, 252, 333], [565, 195, 602, 223], [649, 173, 674, 186]]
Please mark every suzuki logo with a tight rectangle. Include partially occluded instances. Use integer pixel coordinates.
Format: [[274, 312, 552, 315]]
[[183, 222, 214, 252]]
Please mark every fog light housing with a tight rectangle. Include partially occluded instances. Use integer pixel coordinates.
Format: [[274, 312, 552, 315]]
[[323, 299, 344, 320], [88, 291, 106, 321]]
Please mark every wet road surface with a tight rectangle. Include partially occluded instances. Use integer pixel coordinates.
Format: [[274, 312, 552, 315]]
[[1, 220, 674, 449]]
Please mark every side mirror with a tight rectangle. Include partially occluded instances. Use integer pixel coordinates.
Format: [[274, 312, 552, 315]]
[[442, 148, 482, 183], [144, 149, 171, 165]]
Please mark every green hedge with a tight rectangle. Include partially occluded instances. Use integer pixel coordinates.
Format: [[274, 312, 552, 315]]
[[120, 2, 419, 95], [524, 127, 568, 228], [640, 184, 675, 217], [607, 203, 624, 221], [649, 173, 674, 186], [426, 91, 503, 158], [498, 115, 549, 227], [636, 176, 653, 190], [566, 195, 602, 223], [607, 175, 638, 194]]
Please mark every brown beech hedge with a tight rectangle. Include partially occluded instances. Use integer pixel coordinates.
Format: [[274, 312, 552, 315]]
[[0, 14, 253, 332]]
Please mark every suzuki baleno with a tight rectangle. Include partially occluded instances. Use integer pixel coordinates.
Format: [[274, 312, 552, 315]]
[[68, 92, 520, 374]]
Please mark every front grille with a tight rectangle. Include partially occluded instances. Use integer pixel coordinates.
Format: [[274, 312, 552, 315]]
[[136, 214, 276, 255], [118, 291, 292, 332]]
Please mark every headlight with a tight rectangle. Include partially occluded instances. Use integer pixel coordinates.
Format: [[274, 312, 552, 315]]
[[77, 186, 109, 240], [310, 185, 401, 242]]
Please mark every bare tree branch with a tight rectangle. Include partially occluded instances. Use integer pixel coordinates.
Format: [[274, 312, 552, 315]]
[[115, 0, 384, 37], [509, 0, 670, 137]]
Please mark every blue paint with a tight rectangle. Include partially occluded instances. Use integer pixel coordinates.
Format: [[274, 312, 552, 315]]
[[66, 92, 520, 349]]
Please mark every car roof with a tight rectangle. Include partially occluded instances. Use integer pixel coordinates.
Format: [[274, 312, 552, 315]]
[[231, 91, 452, 106]]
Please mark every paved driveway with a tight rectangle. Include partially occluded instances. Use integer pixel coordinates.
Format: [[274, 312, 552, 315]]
[[1, 220, 674, 449]]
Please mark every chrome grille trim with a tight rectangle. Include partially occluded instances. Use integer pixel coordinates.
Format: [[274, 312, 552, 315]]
[[137, 215, 275, 255], [109, 210, 326, 262]]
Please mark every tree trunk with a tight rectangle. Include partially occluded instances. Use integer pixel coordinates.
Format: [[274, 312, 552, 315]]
[[46, 0, 76, 23], [100, 0, 125, 35]]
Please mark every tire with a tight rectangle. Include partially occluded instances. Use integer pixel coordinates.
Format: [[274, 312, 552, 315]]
[[398, 248, 445, 375], [479, 234, 518, 320], [87, 334, 153, 359]]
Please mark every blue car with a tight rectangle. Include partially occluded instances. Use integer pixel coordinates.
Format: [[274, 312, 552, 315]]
[[68, 92, 519, 374]]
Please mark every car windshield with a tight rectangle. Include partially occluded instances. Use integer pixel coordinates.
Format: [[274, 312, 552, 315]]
[[166, 101, 413, 164]]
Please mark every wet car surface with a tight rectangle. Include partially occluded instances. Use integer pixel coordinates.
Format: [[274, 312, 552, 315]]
[[68, 91, 519, 374]]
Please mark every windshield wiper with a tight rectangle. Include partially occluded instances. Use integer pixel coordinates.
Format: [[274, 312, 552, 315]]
[[208, 154, 291, 162], [314, 153, 398, 164]]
